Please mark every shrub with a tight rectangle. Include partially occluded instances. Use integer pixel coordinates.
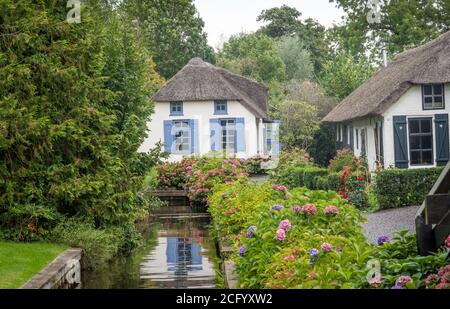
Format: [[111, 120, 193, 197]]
[[155, 158, 196, 189], [50, 218, 136, 269], [271, 165, 328, 189], [185, 157, 248, 204], [374, 167, 443, 209], [210, 180, 371, 288], [277, 148, 312, 169], [242, 156, 271, 175], [328, 149, 368, 174], [360, 231, 449, 289]]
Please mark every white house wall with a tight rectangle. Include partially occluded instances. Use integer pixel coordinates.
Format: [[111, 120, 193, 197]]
[[139, 100, 259, 161], [382, 83, 450, 168], [351, 118, 379, 171]]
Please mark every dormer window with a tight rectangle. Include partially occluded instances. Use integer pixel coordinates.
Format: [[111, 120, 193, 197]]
[[423, 84, 445, 110], [214, 100, 228, 115], [170, 101, 183, 116]]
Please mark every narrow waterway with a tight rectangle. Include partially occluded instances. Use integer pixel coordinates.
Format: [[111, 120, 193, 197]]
[[81, 206, 219, 289]]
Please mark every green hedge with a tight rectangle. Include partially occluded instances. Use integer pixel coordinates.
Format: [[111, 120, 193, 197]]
[[374, 167, 444, 209], [274, 166, 328, 189]]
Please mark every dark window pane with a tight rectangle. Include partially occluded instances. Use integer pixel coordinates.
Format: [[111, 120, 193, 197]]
[[422, 135, 432, 149], [424, 96, 433, 104], [411, 151, 420, 164], [422, 151, 433, 164], [410, 136, 421, 149], [421, 119, 431, 132], [435, 96, 443, 103], [434, 84, 443, 95], [424, 85, 432, 95], [409, 120, 420, 133]]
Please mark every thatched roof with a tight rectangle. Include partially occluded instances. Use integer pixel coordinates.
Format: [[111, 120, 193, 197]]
[[153, 58, 269, 119], [323, 30, 450, 123]]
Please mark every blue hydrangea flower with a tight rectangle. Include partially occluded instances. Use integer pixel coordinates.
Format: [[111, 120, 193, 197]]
[[239, 246, 246, 257], [309, 249, 320, 257], [248, 226, 257, 232]]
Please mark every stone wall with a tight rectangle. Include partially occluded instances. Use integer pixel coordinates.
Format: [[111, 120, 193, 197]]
[[21, 248, 82, 289]]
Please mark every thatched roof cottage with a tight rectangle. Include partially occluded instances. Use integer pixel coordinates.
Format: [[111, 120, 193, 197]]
[[139, 58, 278, 161], [324, 31, 450, 171]]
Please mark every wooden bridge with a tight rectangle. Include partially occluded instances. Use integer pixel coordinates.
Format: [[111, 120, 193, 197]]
[[416, 162, 450, 255]]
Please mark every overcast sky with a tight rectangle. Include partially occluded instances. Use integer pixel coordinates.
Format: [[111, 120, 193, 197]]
[[193, 0, 345, 49]]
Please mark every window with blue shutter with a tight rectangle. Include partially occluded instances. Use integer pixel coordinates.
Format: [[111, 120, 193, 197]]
[[163, 120, 173, 153], [210, 119, 221, 151], [190, 119, 199, 154], [435, 114, 449, 166], [235, 118, 246, 152], [214, 100, 228, 115], [170, 101, 183, 116]]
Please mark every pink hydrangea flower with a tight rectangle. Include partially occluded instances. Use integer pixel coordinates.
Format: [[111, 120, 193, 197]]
[[276, 228, 286, 241], [283, 254, 295, 261], [279, 219, 292, 231], [301, 204, 317, 216], [324, 205, 339, 216], [368, 275, 384, 287], [395, 275, 413, 287], [445, 235, 450, 248], [321, 242, 333, 252]]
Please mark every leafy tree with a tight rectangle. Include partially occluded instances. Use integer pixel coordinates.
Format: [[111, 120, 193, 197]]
[[0, 1, 163, 240], [217, 33, 286, 83], [257, 5, 303, 38], [277, 101, 321, 150], [122, 0, 215, 79], [330, 0, 450, 59], [277, 36, 314, 81], [319, 52, 375, 101], [257, 6, 331, 76], [282, 80, 338, 165]]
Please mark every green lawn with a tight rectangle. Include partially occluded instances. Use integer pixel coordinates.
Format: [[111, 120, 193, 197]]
[[0, 241, 67, 289]]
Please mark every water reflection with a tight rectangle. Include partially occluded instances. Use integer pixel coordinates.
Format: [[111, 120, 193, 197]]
[[82, 207, 217, 289]]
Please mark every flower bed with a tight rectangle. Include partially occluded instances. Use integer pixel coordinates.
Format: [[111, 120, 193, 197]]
[[155, 158, 196, 189], [209, 179, 450, 289], [210, 179, 371, 288]]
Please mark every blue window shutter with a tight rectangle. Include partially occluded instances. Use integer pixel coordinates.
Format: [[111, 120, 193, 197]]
[[210, 119, 221, 151], [164, 120, 173, 153], [393, 116, 408, 168], [190, 119, 199, 154], [435, 114, 449, 166], [236, 118, 246, 152]]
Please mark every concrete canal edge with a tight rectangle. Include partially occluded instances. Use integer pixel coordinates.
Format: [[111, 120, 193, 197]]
[[21, 248, 82, 289], [218, 241, 238, 289]]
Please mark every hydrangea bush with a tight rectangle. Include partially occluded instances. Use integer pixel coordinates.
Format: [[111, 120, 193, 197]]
[[210, 180, 372, 288], [185, 157, 248, 204]]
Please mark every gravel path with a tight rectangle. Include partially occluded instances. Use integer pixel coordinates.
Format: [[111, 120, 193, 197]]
[[362, 206, 420, 244]]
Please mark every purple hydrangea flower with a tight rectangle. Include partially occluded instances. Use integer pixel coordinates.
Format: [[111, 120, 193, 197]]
[[321, 242, 333, 252], [377, 235, 390, 245], [248, 226, 257, 232], [239, 246, 246, 257], [395, 275, 413, 287], [391, 285, 405, 289], [291, 205, 301, 212], [271, 204, 283, 211], [309, 258, 316, 265], [246, 231, 254, 238]]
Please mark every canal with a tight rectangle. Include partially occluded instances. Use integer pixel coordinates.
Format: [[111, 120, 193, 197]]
[[81, 206, 220, 289]]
